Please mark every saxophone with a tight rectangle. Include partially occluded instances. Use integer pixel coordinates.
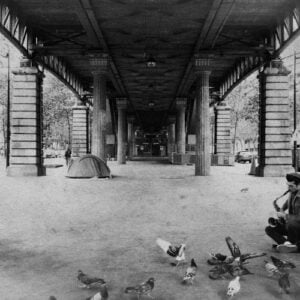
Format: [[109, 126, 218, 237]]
[[269, 190, 289, 226]]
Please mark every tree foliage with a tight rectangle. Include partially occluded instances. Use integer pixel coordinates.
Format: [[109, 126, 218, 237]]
[[225, 73, 259, 151], [43, 74, 75, 148]]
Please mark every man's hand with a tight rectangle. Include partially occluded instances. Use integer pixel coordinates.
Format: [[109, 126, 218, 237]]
[[277, 211, 286, 219]]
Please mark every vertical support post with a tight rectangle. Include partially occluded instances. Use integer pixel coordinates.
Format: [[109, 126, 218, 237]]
[[72, 98, 89, 157], [7, 58, 45, 176], [213, 103, 234, 165], [167, 116, 176, 160], [194, 57, 211, 176], [257, 59, 294, 176], [116, 98, 127, 164], [176, 98, 187, 154], [89, 54, 109, 162], [127, 116, 135, 160]]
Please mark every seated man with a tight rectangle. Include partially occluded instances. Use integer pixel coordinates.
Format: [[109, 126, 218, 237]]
[[265, 172, 300, 253]]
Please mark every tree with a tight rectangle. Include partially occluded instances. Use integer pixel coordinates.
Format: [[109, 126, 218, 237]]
[[43, 73, 75, 149], [226, 73, 259, 153]]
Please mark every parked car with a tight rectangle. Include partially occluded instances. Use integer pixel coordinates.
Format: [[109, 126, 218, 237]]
[[43, 148, 57, 158], [235, 151, 257, 163]]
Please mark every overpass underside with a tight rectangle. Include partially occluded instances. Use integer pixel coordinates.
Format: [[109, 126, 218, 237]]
[[0, 0, 299, 176]]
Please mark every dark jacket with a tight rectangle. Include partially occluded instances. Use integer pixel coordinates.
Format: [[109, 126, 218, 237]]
[[282, 191, 300, 223]]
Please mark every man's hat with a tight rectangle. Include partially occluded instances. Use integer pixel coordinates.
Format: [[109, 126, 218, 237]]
[[286, 172, 300, 184]]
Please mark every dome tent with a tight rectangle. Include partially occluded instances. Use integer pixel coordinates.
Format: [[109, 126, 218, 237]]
[[67, 154, 111, 178]]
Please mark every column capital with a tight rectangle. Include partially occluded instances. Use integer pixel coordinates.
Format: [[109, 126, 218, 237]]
[[127, 115, 135, 123], [116, 97, 127, 109], [167, 115, 176, 124], [175, 97, 187, 109], [194, 55, 212, 74], [89, 53, 110, 75], [263, 58, 290, 76]]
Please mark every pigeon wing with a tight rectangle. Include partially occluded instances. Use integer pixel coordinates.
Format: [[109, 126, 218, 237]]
[[225, 236, 241, 258]]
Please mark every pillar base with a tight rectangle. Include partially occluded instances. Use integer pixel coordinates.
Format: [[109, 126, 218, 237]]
[[7, 165, 46, 176], [256, 165, 294, 177]]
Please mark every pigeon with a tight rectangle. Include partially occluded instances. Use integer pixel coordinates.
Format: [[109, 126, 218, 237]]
[[227, 276, 241, 297], [264, 260, 280, 277], [240, 188, 249, 192], [124, 277, 155, 300], [278, 272, 290, 294], [77, 270, 106, 289], [225, 237, 266, 266], [209, 263, 235, 279], [207, 253, 235, 265], [49, 297, 57, 300], [156, 238, 186, 266], [271, 256, 296, 271], [86, 285, 109, 300], [182, 258, 197, 284]]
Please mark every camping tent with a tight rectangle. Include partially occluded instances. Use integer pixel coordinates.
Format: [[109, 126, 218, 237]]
[[67, 154, 111, 178]]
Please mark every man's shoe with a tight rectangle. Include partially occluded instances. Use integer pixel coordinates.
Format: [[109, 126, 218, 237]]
[[277, 242, 298, 253]]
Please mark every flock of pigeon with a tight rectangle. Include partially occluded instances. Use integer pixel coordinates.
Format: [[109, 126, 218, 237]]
[[48, 236, 297, 299]]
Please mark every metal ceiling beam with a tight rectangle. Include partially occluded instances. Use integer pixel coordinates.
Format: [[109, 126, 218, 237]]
[[0, 1, 84, 97], [219, 3, 300, 99], [176, 0, 236, 98], [74, 0, 126, 96]]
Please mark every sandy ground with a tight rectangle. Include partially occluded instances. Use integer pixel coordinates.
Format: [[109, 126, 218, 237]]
[[0, 157, 299, 300]]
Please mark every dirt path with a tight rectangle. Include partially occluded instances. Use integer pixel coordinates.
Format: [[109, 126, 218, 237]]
[[0, 158, 299, 299]]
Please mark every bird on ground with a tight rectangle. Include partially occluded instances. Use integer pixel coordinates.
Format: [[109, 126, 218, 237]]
[[240, 188, 249, 193], [207, 252, 235, 265], [182, 258, 198, 284], [209, 263, 235, 279], [49, 297, 57, 300], [77, 270, 106, 289], [278, 272, 290, 294], [86, 284, 109, 300], [225, 236, 266, 266], [227, 276, 241, 297], [264, 260, 280, 277], [271, 256, 296, 271], [156, 238, 186, 266], [124, 277, 155, 300]]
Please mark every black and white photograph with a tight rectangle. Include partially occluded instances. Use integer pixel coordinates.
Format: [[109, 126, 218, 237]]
[[0, 0, 300, 299]]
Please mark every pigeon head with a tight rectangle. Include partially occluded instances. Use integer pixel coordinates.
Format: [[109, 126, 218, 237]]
[[147, 277, 155, 287]]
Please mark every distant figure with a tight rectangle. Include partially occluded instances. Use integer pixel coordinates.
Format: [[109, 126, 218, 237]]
[[64, 147, 72, 166]]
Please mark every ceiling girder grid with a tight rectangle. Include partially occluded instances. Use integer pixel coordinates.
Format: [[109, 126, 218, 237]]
[[0, 2, 84, 98], [220, 5, 300, 99]]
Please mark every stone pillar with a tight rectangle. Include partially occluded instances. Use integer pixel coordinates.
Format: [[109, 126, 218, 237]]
[[127, 116, 135, 160], [257, 59, 294, 176], [72, 99, 89, 157], [194, 57, 211, 176], [214, 103, 234, 165], [90, 54, 109, 162], [167, 115, 176, 159], [176, 98, 187, 154], [116, 98, 127, 164], [7, 58, 45, 176]]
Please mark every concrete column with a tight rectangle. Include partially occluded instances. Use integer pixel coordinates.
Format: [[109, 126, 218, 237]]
[[116, 98, 127, 164], [167, 115, 176, 158], [257, 59, 294, 176], [127, 116, 135, 160], [194, 57, 211, 176], [7, 58, 45, 176], [72, 99, 89, 157], [176, 98, 187, 154], [90, 54, 109, 162], [213, 103, 234, 165]]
